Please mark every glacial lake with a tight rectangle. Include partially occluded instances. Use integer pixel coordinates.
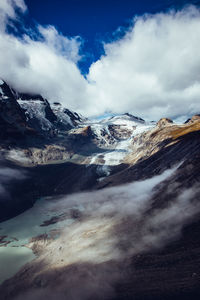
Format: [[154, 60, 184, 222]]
[[0, 197, 76, 284]]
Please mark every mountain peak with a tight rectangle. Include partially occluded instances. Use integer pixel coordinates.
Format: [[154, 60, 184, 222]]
[[123, 113, 145, 123], [185, 114, 200, 124], [0, 81, 86, 140], [157, 118, 173, 127]]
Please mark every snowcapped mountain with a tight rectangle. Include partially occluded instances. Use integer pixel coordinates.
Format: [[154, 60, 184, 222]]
[[51, 102, 87, 129], [1, 80, 200, 300], [72, 113, 155, 167], [99, 113, 145, 125], [0, 78, 155, 168], [0, 80, 85, 139]]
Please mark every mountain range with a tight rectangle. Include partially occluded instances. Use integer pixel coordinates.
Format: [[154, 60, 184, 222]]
[[0, 80, 200, 300]]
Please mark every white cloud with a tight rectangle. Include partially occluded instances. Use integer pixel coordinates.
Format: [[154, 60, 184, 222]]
[[87, 5, 200, 119], [0, 0, 88, 112], [0, 167, 26, 197], [0, 1, 200, 119], [0, 0, 26, 30], [0, 31, 87, 111], [37, 25, 81, 63]]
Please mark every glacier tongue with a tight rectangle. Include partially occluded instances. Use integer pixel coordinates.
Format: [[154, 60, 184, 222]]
[[87, 116, 154, 167]]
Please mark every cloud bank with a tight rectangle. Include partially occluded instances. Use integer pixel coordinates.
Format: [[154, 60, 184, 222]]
[[0, 1, 200, 119]]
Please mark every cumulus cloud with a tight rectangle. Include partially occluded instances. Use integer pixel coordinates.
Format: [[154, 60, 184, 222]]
[[0, 0, 87, 112], [87, 5, 200, 119], [0, 1, 200, 119]]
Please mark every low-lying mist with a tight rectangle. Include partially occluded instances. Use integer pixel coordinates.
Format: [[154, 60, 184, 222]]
[[12, 164, 200, 300], [43, 165, 199, 266], [0, 167, 26, 198]]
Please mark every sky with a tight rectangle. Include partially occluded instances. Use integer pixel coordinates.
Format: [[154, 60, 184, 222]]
[[24, 0, 200, 73], [0, 0, 200, 120]]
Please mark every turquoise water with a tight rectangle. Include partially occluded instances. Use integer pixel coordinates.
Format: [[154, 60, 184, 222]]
[[0, 197, 75, 284], [0, 246, 35, 284]]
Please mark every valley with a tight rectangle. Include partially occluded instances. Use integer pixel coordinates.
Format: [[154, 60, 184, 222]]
[[0, 80, 200, 300]]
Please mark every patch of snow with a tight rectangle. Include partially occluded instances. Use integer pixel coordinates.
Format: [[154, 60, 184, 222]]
[[17, 99, 53, 131], [132, 124, 154, 136], [52, 103, 74, 128], [103, 150, 126, 166], [7, 149, 31, 164], [90, 155, 98, 165], [91, 124, 116, 147], [96, 165, 111, 177], [0, 79, 4, 85], [101, 118, 137, 127]]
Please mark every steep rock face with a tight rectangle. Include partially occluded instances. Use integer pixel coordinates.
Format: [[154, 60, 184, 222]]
[[0, 80, 85, 140], [61, 107, 86, 126], [17, 94, 84, 134], [108, 124, 133, 140], [52, 103, 83, 130], [156, 118, 173, 127], [0, 81, 29, 139], [67, 125, 101, 153], [17, 97, 57, 135], [185, 114, 200, 124]]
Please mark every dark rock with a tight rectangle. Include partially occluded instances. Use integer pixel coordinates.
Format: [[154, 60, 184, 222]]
[[0, 81, 29, 139]]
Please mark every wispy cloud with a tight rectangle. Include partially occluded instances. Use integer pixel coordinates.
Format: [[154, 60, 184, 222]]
[[0, 0, 26, 31], [0, 167, 26, 197], [12, 166, 200, 300], [44, 166, 199, 265]]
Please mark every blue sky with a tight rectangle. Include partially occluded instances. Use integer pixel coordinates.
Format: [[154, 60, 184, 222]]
[[24, 0, 200, 74], [0, 0, 200, 119]]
